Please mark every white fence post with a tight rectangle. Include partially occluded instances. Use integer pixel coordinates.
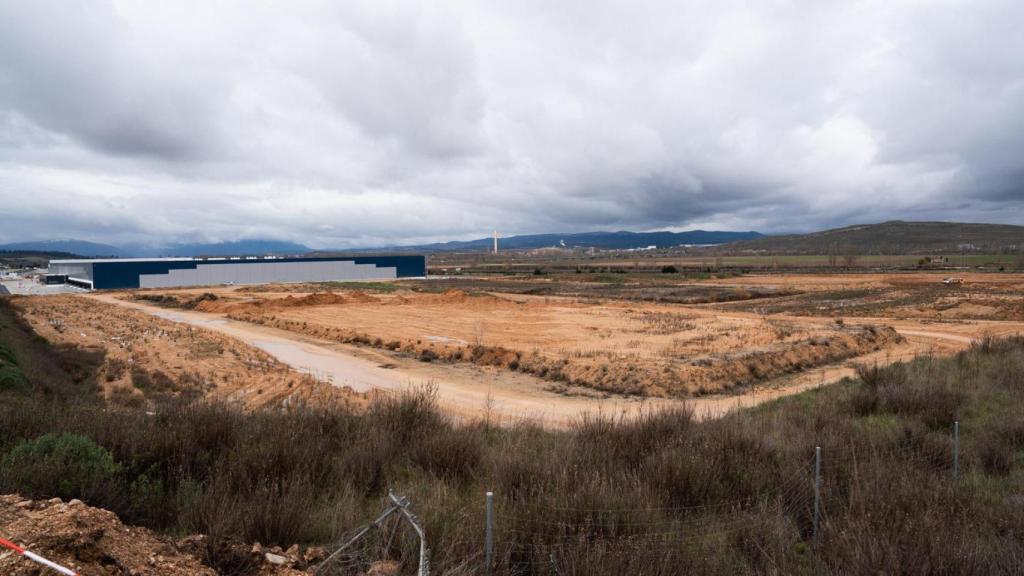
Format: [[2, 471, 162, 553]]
[[485, 491, 494, 575]]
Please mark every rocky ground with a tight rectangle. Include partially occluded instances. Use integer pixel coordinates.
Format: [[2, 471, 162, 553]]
[[0, 495, 401, 576], [0, 494, 214, 575]]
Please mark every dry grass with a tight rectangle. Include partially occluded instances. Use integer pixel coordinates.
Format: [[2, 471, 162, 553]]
[[3, 295, 1024, 574], [10, 296, 363, 411]]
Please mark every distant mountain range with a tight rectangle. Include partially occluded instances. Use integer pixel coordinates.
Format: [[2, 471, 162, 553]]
[[6, 222, 1024, 260], [138, 240, 312, 258], [7, 223, 1024, 260], [0, 240, 125, 258], [0, 239, 311, 258], [346, 230, 764, 253], [0, 230, 762, 258], [720, 221, 1024, 254]]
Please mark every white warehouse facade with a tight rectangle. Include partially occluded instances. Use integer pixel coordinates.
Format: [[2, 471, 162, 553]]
[[47, 255, 426, 290]]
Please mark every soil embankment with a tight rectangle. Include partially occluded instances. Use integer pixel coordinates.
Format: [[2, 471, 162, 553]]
[[0, 494, 215, 576], [130, 289, 903, 397], [93, 292, 1006, 424], [11, 296, 365, 411]]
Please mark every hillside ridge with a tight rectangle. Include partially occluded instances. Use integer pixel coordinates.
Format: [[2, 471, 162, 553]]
[[720, 220, 1024, 254]]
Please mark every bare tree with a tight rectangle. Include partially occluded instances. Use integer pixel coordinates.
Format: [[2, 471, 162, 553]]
[[473, 320, 486, 347], [841, 244, 858, 267]]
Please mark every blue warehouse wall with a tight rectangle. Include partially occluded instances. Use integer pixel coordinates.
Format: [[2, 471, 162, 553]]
[[92, 260, 198, 289], [91, 255, 426, 290]]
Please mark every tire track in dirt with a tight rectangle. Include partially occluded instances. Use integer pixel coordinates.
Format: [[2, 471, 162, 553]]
[[90, 294, 1011, 426]]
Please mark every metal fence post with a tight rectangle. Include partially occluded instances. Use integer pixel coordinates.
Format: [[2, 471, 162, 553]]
[[485, 491, 494, 575], [388, 492, 430, 576], [953, 420, 960, 481], [813, 446, 821, 541]]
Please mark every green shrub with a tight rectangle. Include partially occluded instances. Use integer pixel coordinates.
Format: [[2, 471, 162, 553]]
[[0, 342, 27, 391], [0, 342, 18, 365], [0, 364, 29, 392], [0, 432, 121, 500]]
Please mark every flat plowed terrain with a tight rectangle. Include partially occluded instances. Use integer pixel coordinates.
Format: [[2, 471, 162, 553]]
[[705, 272, 1024, 320], [78, 271, 1024, 422], [122, 286, 900, 397]]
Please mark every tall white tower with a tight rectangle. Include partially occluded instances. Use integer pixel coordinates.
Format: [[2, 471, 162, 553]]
[[493, 230, 499, 254]]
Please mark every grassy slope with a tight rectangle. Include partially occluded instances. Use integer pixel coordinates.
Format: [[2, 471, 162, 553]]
[[0, 250, 83, 268], [2, 297, 1024, 574], [724, 220, 1024, 255]]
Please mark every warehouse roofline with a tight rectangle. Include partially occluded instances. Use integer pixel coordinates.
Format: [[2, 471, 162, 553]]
[[47, 254, 427, 290], [49, 255, 420, 264], [50, 258, 194, 264]]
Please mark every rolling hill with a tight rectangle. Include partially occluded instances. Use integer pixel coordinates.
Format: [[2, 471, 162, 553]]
[[0, 250, 84, 268], [721, 221, 1024, 254], [347, 230, 764, 253], [131, 240, 312, 257], [3, 231, 763, 258], [0, 240, 125, 258]]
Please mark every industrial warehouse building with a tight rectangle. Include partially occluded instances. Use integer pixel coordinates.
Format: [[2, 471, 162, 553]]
[[47, 255, 426, 290]]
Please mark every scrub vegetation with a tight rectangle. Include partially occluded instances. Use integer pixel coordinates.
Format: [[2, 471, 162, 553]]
[[3, 297, 1024, 574]]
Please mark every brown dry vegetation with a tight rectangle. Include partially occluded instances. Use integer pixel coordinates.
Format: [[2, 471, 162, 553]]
[[5, 289, 1024, 574], [708, 271, 1024, 320], [129, 288, 901, 397], [11, 295, 364, 411]]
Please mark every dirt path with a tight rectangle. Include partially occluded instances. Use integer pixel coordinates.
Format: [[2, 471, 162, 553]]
[[90, 294, 1007, 426]]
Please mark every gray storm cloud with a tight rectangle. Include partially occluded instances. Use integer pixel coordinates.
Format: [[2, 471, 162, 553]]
[[0, 0, 1022, 247]]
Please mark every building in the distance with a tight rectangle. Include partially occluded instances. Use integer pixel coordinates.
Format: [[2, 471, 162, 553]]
[[47, 255, 426, 290]]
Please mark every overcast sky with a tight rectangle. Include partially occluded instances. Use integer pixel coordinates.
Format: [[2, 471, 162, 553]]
[[1, 1, 1022, 248]]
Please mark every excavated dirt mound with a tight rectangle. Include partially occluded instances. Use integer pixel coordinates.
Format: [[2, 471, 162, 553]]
[[417, 289, 508, 308], [234, 310, 902, 397], [345, 291, 379, 304], [200, 292, 383, 314], [0, 494, 215, 575], [14, 296, 365, 412], [273, 293, 351, 308], [0, 495, 345, 575]]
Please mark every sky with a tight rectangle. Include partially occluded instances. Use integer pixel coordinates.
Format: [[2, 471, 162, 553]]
[[1, 0, 1023, 249]]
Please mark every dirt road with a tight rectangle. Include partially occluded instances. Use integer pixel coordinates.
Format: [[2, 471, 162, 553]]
[[92, 294, 1014, 426]]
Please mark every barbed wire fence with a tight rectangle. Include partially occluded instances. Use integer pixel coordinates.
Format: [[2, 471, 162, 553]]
[[318, 421, 964, 575]]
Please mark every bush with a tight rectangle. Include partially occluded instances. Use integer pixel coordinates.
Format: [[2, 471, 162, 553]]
[[0, 343, 29, 392], [661, 265, 679, 274], [0, 432, 121, 501], [0, 342, 17, 365], [0, 364, 29, 392], [410, 426, 483, 484], [855, 363, 907, 390], [9, 302, 1024, 574]]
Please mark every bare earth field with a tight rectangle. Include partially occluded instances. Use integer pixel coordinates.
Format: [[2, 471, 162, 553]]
[[123, 287, 901, 398], [37, 270, 1009, 424], [10, 295, 364, 411], [704, 271, 1024, 320]]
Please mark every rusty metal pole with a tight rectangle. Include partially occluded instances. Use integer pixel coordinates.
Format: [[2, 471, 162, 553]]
[[813, 446, 822, 541]]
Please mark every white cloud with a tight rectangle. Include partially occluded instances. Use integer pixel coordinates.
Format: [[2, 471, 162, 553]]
[[0, 0, 1022, 247]]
